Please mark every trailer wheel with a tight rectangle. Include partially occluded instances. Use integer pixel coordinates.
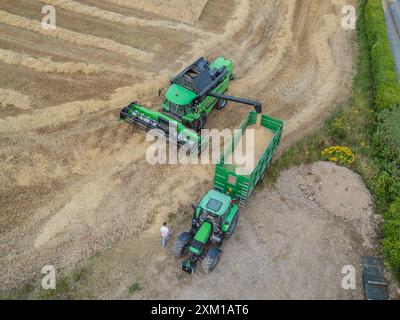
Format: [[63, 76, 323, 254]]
[[217, 99, 227, 110], [202, 247, 221, 273], [225, 213, 239, 238], [173, 232, 191, 258]]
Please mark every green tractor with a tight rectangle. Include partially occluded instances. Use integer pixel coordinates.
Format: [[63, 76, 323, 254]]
[[173, 190, 239, 274], [120, 56, 262, 153]]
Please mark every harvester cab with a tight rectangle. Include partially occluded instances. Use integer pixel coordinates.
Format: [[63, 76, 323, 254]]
[[173, 190, 239, 274], [120, 56, 263, 154], [160, 56, 232, 131]]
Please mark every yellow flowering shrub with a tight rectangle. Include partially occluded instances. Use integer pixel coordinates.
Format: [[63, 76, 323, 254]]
[[321, 146, 355, 166]]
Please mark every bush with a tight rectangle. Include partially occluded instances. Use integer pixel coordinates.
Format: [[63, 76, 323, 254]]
[[384, 198, 400, 221], [382, 217, 400, 241], [382, 201, 400, 279], [364, 0, 400, 110], [374, 108, 400, 167], [373, 108, 400, 209], [321, 146, 355, 166]]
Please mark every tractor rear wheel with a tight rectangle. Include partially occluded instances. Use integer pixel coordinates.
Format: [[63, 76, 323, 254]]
[[225, 213, 239, 238], [202, 247, 221, 273], [173, 232, 191, 258]]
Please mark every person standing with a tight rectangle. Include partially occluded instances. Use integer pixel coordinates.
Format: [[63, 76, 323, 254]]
[[160, 222, 169, 248]]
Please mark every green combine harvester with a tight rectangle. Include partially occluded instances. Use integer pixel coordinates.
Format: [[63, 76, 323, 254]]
[[174, 112, 284, 274], [120, 56, 262, 153]]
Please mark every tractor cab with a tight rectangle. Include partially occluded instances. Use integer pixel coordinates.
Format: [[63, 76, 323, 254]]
[[174, 189, 239, 274], [193, 190, 232, 231]]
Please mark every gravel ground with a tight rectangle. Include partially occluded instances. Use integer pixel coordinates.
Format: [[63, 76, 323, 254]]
[[77, 162, 392, 300]]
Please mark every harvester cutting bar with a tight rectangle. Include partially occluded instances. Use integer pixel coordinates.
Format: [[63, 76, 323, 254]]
[[120, 102, 205, 154], [120, 103, 168, 132]]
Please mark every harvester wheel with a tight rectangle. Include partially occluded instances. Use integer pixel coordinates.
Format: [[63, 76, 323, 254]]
[[202, 247, 221, 273], [173, 232, 191, 258], [216, 99, 227, 110], [194, 114, 207, 132], [225, 213, 239, 238]]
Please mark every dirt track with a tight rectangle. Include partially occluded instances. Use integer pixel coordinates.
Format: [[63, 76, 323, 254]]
[[0, 0, 358, 297]]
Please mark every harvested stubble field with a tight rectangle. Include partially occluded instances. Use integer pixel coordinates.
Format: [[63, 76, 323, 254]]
[[1, 0, 379, 299]]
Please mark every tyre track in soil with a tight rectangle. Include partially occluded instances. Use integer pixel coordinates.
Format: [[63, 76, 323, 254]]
[[38, 0, 213, 37], [0, 0, 356, 295], [0, 47, 137, 75], [0, 10, 151, 62]]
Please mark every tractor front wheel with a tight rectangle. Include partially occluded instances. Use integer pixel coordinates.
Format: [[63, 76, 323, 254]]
[[202, 247, 221, 273], [173, 232, 191, 258]]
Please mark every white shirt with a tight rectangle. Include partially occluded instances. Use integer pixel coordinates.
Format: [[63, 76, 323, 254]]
[[160, 226, 169, 238]]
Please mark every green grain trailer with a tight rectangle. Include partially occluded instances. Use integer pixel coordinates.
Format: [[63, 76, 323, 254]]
[[213, 111, 284, 206], [174, 111, 284, 274]]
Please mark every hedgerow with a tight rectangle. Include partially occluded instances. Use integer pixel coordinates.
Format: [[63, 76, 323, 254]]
[[374, 108, 400, 168], [364, 0, 400, 110], [364, 0, 400, 279], [382, 199, 400, 278]]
